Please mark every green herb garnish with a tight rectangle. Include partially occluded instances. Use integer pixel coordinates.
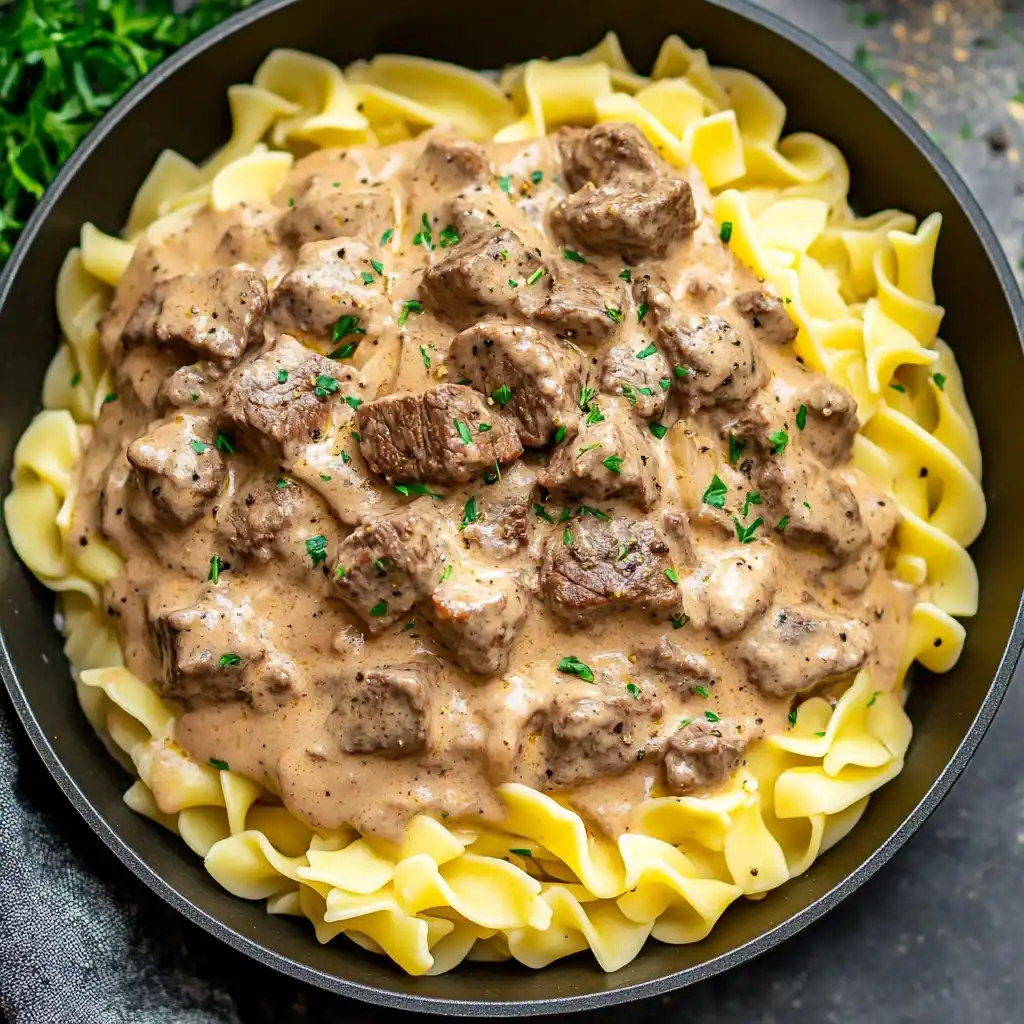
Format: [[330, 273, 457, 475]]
[[702, 474, 727, 508], [602, 454, 623, 473], [933, 372, 947, 391], [649, 422, 668, 439], [719, 221, 733, 243], [277, 368, 289, 384], [306, 535, 328, 566], [670, 614, 689, 630], [742, 490, 762, 518], [208, 758, 230, 770], [332, 314, 366, 342], [795, 403, 807, 430], [664, 568, 679, 584], [605, 305, 624, 324], [732, 515, 764, 544], [189, 439, 209, 454], [208, 554, 222, 584], [218, 653, 242, 667], [215, 432, 235, 455], [369, 599, 388, 617], [534, 503, 555, 524], [704, 710, 721, 723], [460, 496, 478, 530], [635, 343, 657, 359], [563, 249, 587, 263], [398, 299, 424, 327], [768, 429, 789, 455], [314, 375, 340, 399], [419, 345, 431, 369], [492, 383, 512, 407], [625, 682, 640, 698], [526, 267, 544, 286], [439, 563, 453, 583], [618, 268, 632, 282], [454, 419, 472, 445], [557, 655, 594, 682]]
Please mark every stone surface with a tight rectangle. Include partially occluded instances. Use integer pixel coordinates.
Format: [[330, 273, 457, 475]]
[[1, 1, 1022, 1021]]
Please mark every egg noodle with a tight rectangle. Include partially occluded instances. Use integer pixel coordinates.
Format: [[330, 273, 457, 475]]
[[5, 33, 983, 975]]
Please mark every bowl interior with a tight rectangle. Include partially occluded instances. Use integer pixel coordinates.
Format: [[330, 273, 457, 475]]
[[0, 0, 1021, 1012]]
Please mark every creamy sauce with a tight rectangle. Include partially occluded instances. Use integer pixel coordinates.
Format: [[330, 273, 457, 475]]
[[74, 125, 915, 841]]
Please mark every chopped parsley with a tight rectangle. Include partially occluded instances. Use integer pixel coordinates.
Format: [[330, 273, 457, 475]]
[[670, 614, 689, 630], [530, 170, 543, 184], [340, 453, 350, 465], [776, 515, 790, 531], [702, 474, 727, 508], [602, 454, 623, 473], [563, 249, 587, 263], [277, 368, 289, 384], [719, 221, 733, 243], [215, 432, 235, 455], [398, 299, 424, 328], [742, 490, 762, 518], [208, 758, 230, 771], [649, 422, 668, 439], [576, 505, 609, 520], [526, 267, 544, 286], [674, 365, 690, 378], [693, 685, 710, 698], [360, 270, 374, 285], [393, 481, 444, 499], [729, 434, 745, 466], [867, 691, 881, 707], [732, 515, 764, 544], [371, 259, 384, 275], [788, 708, 798, 727], [557, 655, 594, 683], [321, 472, 334, 479], [664, 567, 680, 584], [306, 535, 328, 566], [578, 386, 596, 411], [605, 305, 624, 324], [534, 503, 555, 524], [625, 682, 641, 698], [889, 382, 906, 393], [275, 478, 289, 489], [563, 525, 573, 546], [498, 175, 512, 194], [795, 403, 807, 430], [332, 314, 366, 343], [621, 384, 637, 406], [70, 373, 81, 387], [509, 847, 533, 857], [460, 496, 478, 530], [189, 439, 209, 454], [208, 555, 222, 584], [933, 372, 947, 391], [438, 224, 460, 248], [380, 227, 394, 246], [578, 442, 602, 456], [553, 425, 567, 443], [659, 378, 671, 391], [704, 710, 721, 723], [439, 564, 453, 584], [492, 383, 513, 407], [419, 345, 431, 369], [412, 212, 434, 250], [103, 392, 118, 404], [335, 565, 348, 579], [637, 303, 649, 323], [218, 653, 242, 667], [559, 506, 573, 523], [769, 429, 789, 455], [635, 343, 657, 359], [369, 599, 388, 617], [314, 375, 340, 399], [619, 268, 632, 282], [586, 405, 605, 425], [478, 423, 491, 433], [454, 419, 472, 445], [373, 557, 389, 573], [344, 395, 362, 411], [330, 342, 358, 360]]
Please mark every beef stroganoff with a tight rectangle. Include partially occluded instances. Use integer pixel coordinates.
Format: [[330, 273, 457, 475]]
[[5, 34, 985, 975]]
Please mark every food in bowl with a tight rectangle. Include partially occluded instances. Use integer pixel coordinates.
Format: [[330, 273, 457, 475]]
[[4, 33, 984, 975]]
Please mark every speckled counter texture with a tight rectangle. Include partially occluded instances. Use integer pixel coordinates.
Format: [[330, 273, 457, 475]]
[[1, 1, 1022, 1021]]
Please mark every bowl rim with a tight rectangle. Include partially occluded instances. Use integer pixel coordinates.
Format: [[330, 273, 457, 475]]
[[1, 0, 1023, 1013]]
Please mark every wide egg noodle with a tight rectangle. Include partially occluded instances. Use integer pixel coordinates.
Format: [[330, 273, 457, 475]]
[[8, 32, 985, 976]]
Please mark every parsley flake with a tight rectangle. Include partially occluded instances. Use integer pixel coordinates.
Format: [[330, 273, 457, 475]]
[[719, 221, 733, 243], [208, 758, 230, 771], [578, 386, 596, 411], [732, 515, 764, 544], [889, 382, 906, 393], [380, 227, 394, 246], [454, 419, 472, 445], [534, 503, 555, 524], [670, 614, 689, 630], [360, 270, 374, 285], [795, 403, 807, 430], [344, 395, 362, 411], [189, 439, 209, 454], [625, 682, 641, 698], [277, 368, 288, 384], [705, 710, 721, 723], [742, 490, 762, 518], [398, 299, 424, 327], [605, 305, 624, 324], [526, 268, 544, 286], [370, 599, 388, 617], [728, 433, 746, 465], [314, 375, 340, 399], [693, 684, 710, 698], [769, 429, 789, 455], [306, 535, 328, 566], [635, 342, 657, 359], [439, 564, 453, 584], [492, 383, 512, 407], [208, 555, 222, 584], [218, 653, 242, 667], [776, 516, 790, 531], [554, 424, 568, 443], [664, 567, 680, 584], [933, 372, 947, 391], [393, 481, 444, 499], [649, 422, 668, 439], [460, 496, 478, 530], [563, 525, 573, 546], [702, 475, 727, 508], [215, 432, 235, 455], [438, 224, 460, 248], [331, 314, 366, 343], [637, 303, 649, 323], [557, 656, 594, 682], [371, 259, 384, 275], [789, 708, 798, 727], [530, 170, 543, 184], [419, 345, 431, 369], [563, 249, 587, 263], [602, 454, 624, 474], [619, 268, 632, 282]]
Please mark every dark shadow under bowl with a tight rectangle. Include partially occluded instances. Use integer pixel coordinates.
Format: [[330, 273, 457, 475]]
[[0, 0, 1021, 1013]]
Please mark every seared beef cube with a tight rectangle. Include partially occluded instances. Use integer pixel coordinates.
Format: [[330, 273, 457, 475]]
[[637, 279, 767, 410], [757, 454, 870, 560], [793, 379, 859, 467], [223, 476, 340, 571], [544, 683, 664, 786], [447, 321, 581, 446], [522, 262, 622, 345], [646, 637, 717, 694], [461, 461, 535, 558], [122, 268, 268, 369], [541, 516, 679, 624], [223, 336, 347, 450], [417, 135, 489, 187], [270, 238, 385, 338], [681, 547, 777, 638], [425, 570, 526, 675], [420, 228, 541, 330], [733, 290, 798, 346], [356, 384, 522, 486], [327, 664, 431, 757], [557, 123, 662, 191], [277, 188, 392, 247], [737, 607, 872, 697], [551, 178, 696, 262], [539, 397, 658, 510], [126, 414, 224, 528], [332, 499, 449, 631], [665, 718, 747, 794], [149, 589, 267, 705], [600, 338, 669, 420]]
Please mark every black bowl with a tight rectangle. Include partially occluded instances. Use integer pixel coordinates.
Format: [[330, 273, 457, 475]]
[[1, 0, 1022, 1013]]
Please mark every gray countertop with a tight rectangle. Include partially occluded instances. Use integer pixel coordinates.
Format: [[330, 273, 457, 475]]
[[1, 1, 1022, 1021]]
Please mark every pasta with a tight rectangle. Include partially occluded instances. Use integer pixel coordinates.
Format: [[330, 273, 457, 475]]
[[4, 32, 983, 977]]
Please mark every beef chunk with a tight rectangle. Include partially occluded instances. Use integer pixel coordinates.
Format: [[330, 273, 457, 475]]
[[447, 321, 581, 446], [215, 206, 279, 270], [356, 384, 522, 486], [647, 637, 717, 694], [551, 178, 696, 262], [420, 228, 542, 330], [543, 683, 664, 786], [425, 570, 526, 675], [417, 135, 489, 188], [681, 547, 777, 638], [520, 262, 622, 345], [665, 719, 747, 794], [737, 607, 873, 697], [461, 461, 535, 559], [541, 515, 679, 623], [600, 338, 669, 420], [126, 415, 224, 528], [270, 238, 385, 338], [327, 664, 431, 757], [794, 380, 859, 467], [558, 123, 662, 192], [160, 365, 216, 410], [223, 336, 347, 450], [277, 188, 392, 247], [733, 290, 798, 346], [636, 279, 767, 410], [149, 589, 267, 705], [757, 453, 870, 560], [122, 268, 267, 369], [539, 397, 658, 510], [332, 499, 449, 631]]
